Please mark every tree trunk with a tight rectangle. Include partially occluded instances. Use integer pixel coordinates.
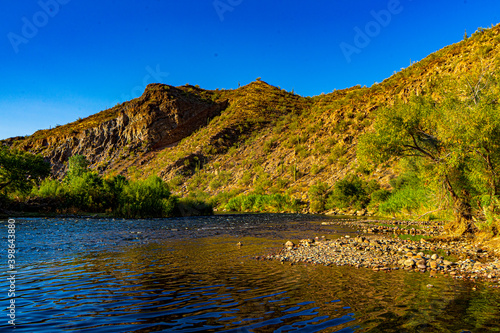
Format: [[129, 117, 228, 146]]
[[444, 175, 476, 234]]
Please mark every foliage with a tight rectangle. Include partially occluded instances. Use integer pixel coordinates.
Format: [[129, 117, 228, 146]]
[[370, 189, 391, 204], [358, 75, 500, 232], [379, 186, 431, 216], [208, 189, 242, 208], [101, 175, 128, 210], [67, 171, 105, 211], [476, 195, 500, 235], [28, 155, 212, 218], [37, 178, 67, 198], [308, 182, 330, 212], [114, 176, 177, 218], [0, 147, 50, 195], [326, 174, 378, 211], [65, 155, 90, 183]]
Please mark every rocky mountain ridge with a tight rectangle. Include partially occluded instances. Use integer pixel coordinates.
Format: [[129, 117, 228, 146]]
[[3, 24, 500, 204]]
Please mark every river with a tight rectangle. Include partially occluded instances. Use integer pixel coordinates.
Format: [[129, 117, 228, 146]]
[[1, 214, 499, 332]]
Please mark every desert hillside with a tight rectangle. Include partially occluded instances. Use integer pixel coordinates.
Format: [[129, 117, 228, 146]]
[[4, 24, 500, 214]]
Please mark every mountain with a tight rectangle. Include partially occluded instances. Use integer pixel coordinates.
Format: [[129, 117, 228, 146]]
[[3, 24, 500, 210]]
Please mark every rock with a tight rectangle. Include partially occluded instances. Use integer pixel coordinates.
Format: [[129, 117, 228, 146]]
[[431, 254, 438, 260], [416, 259, 427, 270], [404, 259, 416, 267], [285, 241, 295, 249], [18, 84, 229, 177], [300, 239, 314, 247], [443, 260, 453, 267], [429, 261, 438, 269]]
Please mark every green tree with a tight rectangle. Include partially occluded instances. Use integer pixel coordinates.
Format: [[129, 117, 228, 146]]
[[65, 154, 90, 182], [358, 75, 500, 233], [0, 147, 50, 194]]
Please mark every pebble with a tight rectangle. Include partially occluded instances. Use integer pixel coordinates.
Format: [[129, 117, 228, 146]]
[[265, 230, 500, 283]]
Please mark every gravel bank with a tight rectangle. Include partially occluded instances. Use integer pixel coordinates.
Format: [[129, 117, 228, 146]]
[[264, 234, 500, 284]]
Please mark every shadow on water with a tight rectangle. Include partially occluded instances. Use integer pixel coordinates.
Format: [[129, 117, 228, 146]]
[[1, 215, 500, 332]]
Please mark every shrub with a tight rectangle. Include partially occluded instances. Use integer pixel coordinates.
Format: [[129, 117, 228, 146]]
[[326, 174, 378, 210], [209, 189, 242, 209], [370, 189, 391, 203], [379, 187, 430, 215], [67, 172, 105, 211], [116, 176, 177, 218], [238, 171, 253, 186], [101, 175, 128, 210], [308, 182, 330, 212], [37, 178, 67, 198]]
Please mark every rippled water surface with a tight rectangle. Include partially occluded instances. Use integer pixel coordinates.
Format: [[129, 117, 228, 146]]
[[1, 214, 500, 332]]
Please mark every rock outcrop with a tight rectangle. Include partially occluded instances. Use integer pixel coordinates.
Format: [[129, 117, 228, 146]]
[[7, 84, 228, 176]]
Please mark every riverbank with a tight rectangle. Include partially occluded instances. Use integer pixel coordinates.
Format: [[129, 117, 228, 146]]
[[265, 219, 500, 284]]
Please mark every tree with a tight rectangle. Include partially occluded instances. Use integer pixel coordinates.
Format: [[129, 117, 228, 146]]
[[358, 76, 500, 234], [65, 154, 90, 182], [0, 147, 50, 194]]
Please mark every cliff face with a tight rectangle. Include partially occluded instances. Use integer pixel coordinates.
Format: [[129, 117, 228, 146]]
[[7, 84, 228, 176]]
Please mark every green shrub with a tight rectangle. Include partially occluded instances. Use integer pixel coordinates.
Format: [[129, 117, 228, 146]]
[[370, 189, 391, 203], [310, 164, 322, 175], [326, 174, 377, 210], [209, 189, 242, 209], [101, 175, 128, 210], [116, 176, 177, 218], [67, 172, 105, 211], [37, 178, 67, 198], [379, 187, 430, 215], [389, 171, 420, 190], [308, 182, 330, 212]]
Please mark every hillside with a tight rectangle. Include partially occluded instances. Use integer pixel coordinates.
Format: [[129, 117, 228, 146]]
[[4, 24, 500, 213]]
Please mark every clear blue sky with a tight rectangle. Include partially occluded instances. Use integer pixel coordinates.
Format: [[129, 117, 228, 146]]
[[1, 0, 500, 140]]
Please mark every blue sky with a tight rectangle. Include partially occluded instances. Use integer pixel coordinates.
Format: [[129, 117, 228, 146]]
[[1, 0, 500, 140]]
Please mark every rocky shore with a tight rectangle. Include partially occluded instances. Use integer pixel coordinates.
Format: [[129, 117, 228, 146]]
[[263, 219, 500, 285]]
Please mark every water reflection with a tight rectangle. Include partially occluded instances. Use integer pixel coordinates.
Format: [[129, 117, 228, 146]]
[[1, 216, 500, 332]]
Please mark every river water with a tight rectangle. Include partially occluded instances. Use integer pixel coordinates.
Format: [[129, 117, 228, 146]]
[[1, 214, 499, 332]]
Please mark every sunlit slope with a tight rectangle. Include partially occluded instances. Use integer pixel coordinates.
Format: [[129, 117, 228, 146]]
[[3, 24, 500, 203]]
